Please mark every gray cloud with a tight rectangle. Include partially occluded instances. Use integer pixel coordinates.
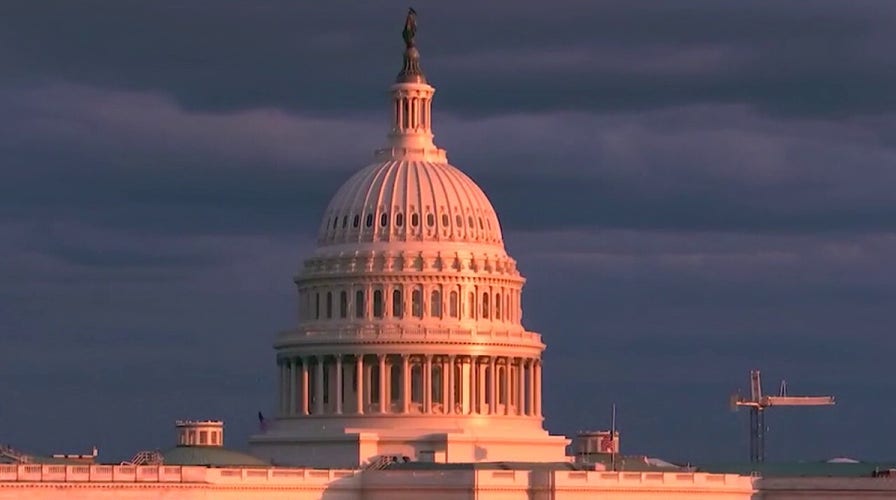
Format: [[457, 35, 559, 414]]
[[3, 2, 896, 464]]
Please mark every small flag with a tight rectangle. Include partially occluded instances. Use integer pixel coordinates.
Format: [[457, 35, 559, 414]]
[[258, 411, 268, 433]]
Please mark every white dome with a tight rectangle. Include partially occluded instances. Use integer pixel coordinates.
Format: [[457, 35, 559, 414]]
[[317, 160, 503, 248]]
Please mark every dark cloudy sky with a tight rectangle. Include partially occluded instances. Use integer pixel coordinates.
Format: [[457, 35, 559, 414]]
[[3, 1, 896, 464]]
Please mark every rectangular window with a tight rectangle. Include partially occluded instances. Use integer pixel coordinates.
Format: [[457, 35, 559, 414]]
[[199, 431, 208, 445]]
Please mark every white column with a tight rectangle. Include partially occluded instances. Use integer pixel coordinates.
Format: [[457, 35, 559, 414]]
[[401, 355, 410, 413], [301, 357, 310, 416], [447, 356, 456, 414], [356, 355, 364, 415], [526, 359, 534, 416], [335, 355, 343, 415], [534, 360, 542, 417], [503, 358, 512, 415], [488, 357, 497, 415], [378, 355, 387, 414], [517, 358, 526, 416], [441, 357, 450, 414], [315, 357, 325, 415], [472, 356, 481, 414], [288, 359, 296, 416], [424, 355, 433, 414]]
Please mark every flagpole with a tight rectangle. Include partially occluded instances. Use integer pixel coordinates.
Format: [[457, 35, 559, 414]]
[[611, 403, 617, 472]]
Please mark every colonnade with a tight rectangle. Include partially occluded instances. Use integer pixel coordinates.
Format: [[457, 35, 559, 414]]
[[277, 354, 542, 418]]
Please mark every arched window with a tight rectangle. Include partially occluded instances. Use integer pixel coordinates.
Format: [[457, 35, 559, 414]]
[[365, 214, 373, 228], [412, 288, 423, 318], [411, 213, 419, 227], [392, 289, 403, 317], [380, 213, 389, 227], [449, 291, 458, 318], [495, 293, 501, 320], [315, 293, 321, 320], [326, 292, 333, 319], [396, 213, 404, 227], [468, 292, 476, 319], [373, 290, 384, 318], [355, 290, 365, 318], [430, 289, 442, 317], [482, 292, 489, 319], [426, 213, 435, 227], [353, 215, 360, 228], [339, 291, 348, 318]]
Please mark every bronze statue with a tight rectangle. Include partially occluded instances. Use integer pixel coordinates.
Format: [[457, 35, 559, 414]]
[[402, 8, 417, 48]]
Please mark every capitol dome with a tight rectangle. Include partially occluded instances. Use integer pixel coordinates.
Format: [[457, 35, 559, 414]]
[[250, 9, 569, 468], [317, 161, 503, 248]]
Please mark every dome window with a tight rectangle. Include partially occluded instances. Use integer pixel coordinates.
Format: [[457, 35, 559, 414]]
[[373, 290, 384, 318], [482, 292, 490, 319], [366, 214, 374, 228], [441, 214, 449, 226], [426, 213, 435, 227], [392, 289, 403, 317], [396, 213, 404, 227], [353, 215, 360, 228], [332, 217, 338, 229], [339, 291, 348, 318], [411, 213, 419, 227], [456, 214, 463, 227], [430, 290, 442, 317], [479, 217, 484, 229], [495, 293, 501, 320], [326, 292, 333, 319], [355, 290, 365, 318], [381, 213, 389, 227], [449, 291, 458, 318], [412, 288, 423, 318], [468, 216, 474, 228]]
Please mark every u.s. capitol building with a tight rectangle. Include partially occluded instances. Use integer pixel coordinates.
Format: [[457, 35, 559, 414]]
[[2, 10, 892, 500]]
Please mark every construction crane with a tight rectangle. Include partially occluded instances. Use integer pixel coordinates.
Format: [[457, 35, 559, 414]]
[[730, 370, 835, 463]]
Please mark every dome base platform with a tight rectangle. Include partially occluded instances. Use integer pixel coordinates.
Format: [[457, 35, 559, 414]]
[[249, 423, 570, 468]]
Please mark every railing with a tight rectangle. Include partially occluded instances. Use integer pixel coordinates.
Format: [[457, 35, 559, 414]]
[[276, 325, 542, 345], [0, 445, 31, 463], [0, 464, 358, 485]]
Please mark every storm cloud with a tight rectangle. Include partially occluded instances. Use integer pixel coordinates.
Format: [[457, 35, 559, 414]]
[[1, 1, 895, 463]]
